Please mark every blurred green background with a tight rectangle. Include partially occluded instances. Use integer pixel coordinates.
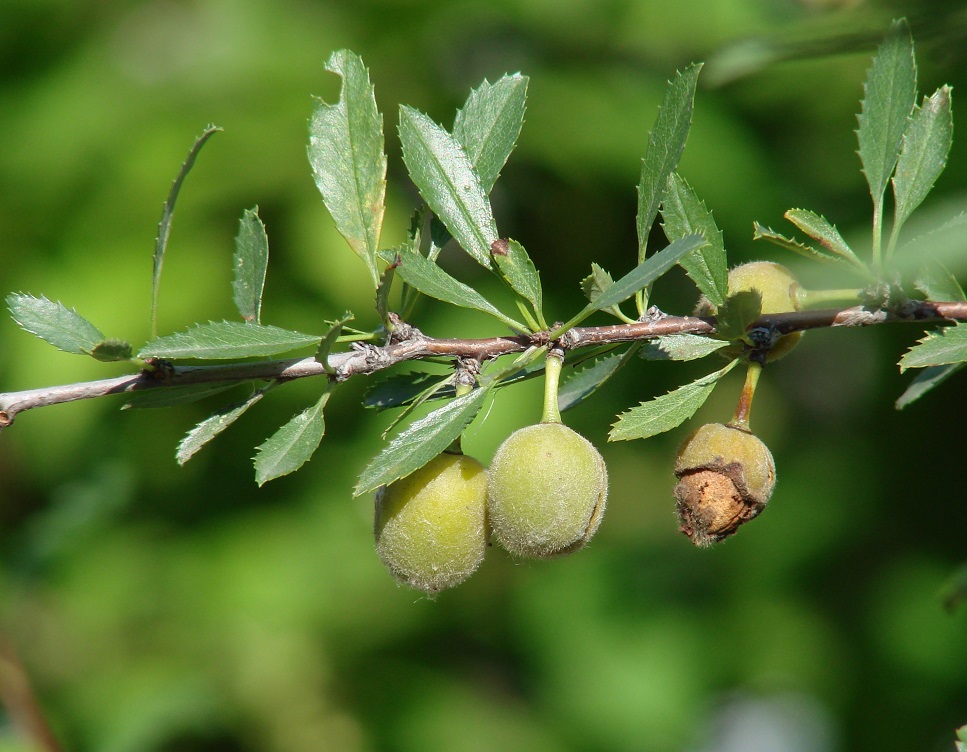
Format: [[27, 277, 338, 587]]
[[2, 0, 967, 750]]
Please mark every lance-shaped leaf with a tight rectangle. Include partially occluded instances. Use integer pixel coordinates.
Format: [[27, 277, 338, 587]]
[[783, 209, 863, 267], [399, 105, 498, 268], [123, 383, 238, 409], [893, 86, 954, 232], [354, 387, 490, 496], [233, 207, 269, 324], [857, 19, 916, 204], [899, 323, 967, 371], [558, 350, 631, 413], [384, 249, 526, 331], [638, 63, 703, 262], [364, 371, 451, 411], [453, 74, 528, 194], [140, 321, 320, 360], [554, 234, 705, 333], [308, 50, 387, 288], [609, 360, 738, 442], [661, 173, 728, 306], [7, 293, 105, 355], [255, 389, 331, 485], [177, 388, 267, 464], [753, 222, 839, 264], [639, 333, 727, 361], [491, 238, 544, 326], [895, 362, 964, 410]]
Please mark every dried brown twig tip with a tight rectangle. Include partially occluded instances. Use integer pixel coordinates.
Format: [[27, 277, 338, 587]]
[[673, 422, 776, 547]]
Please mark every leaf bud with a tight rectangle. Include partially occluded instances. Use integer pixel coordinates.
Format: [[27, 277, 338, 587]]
[[673, 422, 775, 546]]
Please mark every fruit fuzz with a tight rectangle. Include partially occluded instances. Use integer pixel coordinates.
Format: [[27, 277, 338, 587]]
[[374, 452, 488, 594], [488, 422, 608, 558], [673, 422, 775, 547]]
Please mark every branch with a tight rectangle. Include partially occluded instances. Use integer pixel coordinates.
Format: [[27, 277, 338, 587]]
[[2, 300, 966, 425]]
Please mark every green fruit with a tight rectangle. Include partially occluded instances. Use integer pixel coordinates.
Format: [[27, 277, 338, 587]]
[[673, 422, 776, 547], [374, 452, 488, 594], [699, 261, 803, 361], [488, 422, 608, 558]]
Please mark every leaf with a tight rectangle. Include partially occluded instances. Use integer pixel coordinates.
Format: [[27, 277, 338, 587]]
[[783, 209, 862, 266], [177, 388, 267, 464], [254, 389, 331, 485], [895, 362, 964, 409], [308, 50, 387, 288], [899, 323, 967, 371], [637, 63, 703, 262], [558, 350, 630, 413], [383, 249, 526, 330], [316, 311, 354, 373], [364, 371, 451, 410], [893, 86, 954, 231], [661, 172, 729, 306], [714, 290, 762, 343], [354, 387, 490, 495], [90, 339, 134, 362], [557, 234, 705, 333], [580, 263, 615, 303], [140, 321, 321, 360], [491, 238, 543, 325], [753, 222, 840, 265], [639, 333, 728, 361], [152, 125, 221, 338], [609, 360, 738, 442], [7, 293, 105, 354], [398, 105, 498, 268], [452, 74, 528, 194], [123, 382, 238, 409], [233, 207, 269, 324], [914, 260, 966, 302], [856, 19, 917, 204]]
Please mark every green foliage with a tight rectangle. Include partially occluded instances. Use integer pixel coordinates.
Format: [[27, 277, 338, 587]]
[[232, 207, 269, 325], [254, 388, 331, 485], [7, 293, 108, 356], [140, 321, 321, 360]]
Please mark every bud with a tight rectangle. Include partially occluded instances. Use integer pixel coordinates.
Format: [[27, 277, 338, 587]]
[[673, 422, 775, 546]]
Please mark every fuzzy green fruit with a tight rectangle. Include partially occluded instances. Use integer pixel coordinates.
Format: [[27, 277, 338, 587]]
[[374, 452, 488, 594], [673, 422, 776, 547], [488, 422, 608, 558], [699, 261, 803, 362]]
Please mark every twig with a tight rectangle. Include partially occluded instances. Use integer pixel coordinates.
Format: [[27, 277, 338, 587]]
[[1, 300, 966, 426]]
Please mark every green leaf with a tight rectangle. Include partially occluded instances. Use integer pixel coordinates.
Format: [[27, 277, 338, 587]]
[[383, 249, 526, 330], [453, 74, 528, 194], [783, 209, 862, 266], [308, 50, 387, 288], [857, 19, 917, 204], [364, 371, 451, 410], [233, 207, 269, 324], [151, 125, 221, 338], [637, 63, 703, 262], [177, 388, 267, 464], [914, 260, 966, 302], [715, 290, 762, 343], [896, 212, 967, 270], [398, 105, 498, 268], [895, 362, 964, 409], [580, 263, 615, 304], [893, 86, 954, 232], [558, 350, 630, 413], [491, 238, 544, 326], [140, 321, 321, 360], [123, 382, 238, 409], [254, 389, 331, 485], [316, 311, 354, 373], [753, 222, 840, 265], [639, 333, 728, 361], [556, 234, 705, 333], [90, 339, 134, 362], [354, 387, 490, 495], [609, 360, 738, 442], [661, 172, 728, 306], [7, 293, 105, 354], [899, 323, 967, 371]]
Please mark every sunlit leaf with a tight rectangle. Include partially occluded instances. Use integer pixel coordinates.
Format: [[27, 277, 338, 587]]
[[177, 388, 267, 464], [7, 293, 104, 355], [309, 50, 387, 288], [753, 222, 840, 265], [233, 207, 269, 324], [90, 339, 134, 362], [254, 389, 331, 485], [783, 209, 861, 266], [895, 362, 964, 409], [140, 322, 321, 360], [899, 323, 967, 371], [491, 238, 543, 325], [559, 350, 630, 412], [914, 260, 966, 302], [639, 333, 727, 361]]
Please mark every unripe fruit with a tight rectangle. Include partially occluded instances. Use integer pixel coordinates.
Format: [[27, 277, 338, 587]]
[[674, 422, 775, 547], [374, 452, 488, 594], [488, 422, 608, 558], [699, 261, 803, 361]]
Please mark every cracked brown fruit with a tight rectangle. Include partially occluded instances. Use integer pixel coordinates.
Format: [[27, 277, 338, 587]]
[[488, 422, 608, 558], [374, 452, 488, 594], [700, 261, 804, 361], [674, 422, 775, 547]]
